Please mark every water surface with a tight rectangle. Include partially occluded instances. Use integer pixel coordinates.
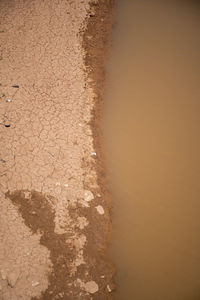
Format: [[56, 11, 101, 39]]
[[104, 1, 200, 299]]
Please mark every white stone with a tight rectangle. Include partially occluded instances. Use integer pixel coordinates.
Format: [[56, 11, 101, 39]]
[[107, 285, 112, 292], [24, 191, 31, 199], [84, 190, 94, 202], [32, 281, 40, 287], [84, 281, 99, 294], [95, 205, 104, 215]]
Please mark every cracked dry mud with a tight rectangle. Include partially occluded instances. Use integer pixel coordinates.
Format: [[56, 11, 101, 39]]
[[0, 1, 114, 299]]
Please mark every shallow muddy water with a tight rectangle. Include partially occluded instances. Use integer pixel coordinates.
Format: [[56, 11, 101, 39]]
[[104, 1, 200, 299]]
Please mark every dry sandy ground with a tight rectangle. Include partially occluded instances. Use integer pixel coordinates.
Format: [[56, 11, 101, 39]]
[[0, 1, 114, 299]]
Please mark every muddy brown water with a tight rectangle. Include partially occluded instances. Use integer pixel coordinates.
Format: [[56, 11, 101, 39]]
[[104, 1, 200, 299]]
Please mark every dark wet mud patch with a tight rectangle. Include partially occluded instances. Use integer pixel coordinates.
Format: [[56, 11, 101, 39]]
[[81, 0, 116, 298], [5, 190, 75, 300]]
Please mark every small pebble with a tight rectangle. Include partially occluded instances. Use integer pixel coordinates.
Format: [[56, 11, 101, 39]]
[[107, 285, 112, 292], [84, 281, 99, 294], [95, 205, 104, 215], [84, 190, 94, 202], [32, 281, 40, 287]]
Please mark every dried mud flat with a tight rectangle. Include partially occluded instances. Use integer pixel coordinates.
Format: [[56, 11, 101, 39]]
[[0, 1, 115, 299]]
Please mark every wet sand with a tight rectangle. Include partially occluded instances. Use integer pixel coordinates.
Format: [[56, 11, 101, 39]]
[[0, 1, 114, 299]]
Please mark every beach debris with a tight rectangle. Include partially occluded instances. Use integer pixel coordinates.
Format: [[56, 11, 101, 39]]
[[0, 158, 6, 163], [95, 205, 104, 215], [12, 85, 19, 88], [84, 190, 94, 202], [64, 183, 68, 187], [91, 152, 97, 157], [6, 98, 12, 102], [55, 182, 60, 186]]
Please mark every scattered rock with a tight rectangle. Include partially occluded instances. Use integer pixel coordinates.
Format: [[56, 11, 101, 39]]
[[107, 284, 112, 292], [84, 281, 99, 294], [84, 190, 94, 202], [30, 211, 37, 215], [24, 191, 31, 199], [107, 283, 115, 292], [76, 279, 99, 294], [95, 205, 104, 215], [32, 281, 40, 287]]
